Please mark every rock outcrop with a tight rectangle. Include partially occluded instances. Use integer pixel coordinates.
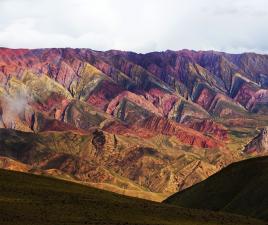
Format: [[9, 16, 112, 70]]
[[243, 127, 268, 154]]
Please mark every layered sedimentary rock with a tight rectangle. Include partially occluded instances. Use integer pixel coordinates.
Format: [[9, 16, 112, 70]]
[[0, 48, 268, 200]]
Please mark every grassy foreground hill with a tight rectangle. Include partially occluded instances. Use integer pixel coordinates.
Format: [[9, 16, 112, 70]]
[[165, 156, 268, 221], [0, 169, 264, 225]]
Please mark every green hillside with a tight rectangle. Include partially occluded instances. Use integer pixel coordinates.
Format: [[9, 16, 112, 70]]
[[0, 169, 264, 225], [165, 156, 268, 221]]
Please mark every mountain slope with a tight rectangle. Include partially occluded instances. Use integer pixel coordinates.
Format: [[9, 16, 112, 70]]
[[0, 128, 236, 201], [164, 156, 268, 221], [1, 47, 268, 200], [0, 169, 265, 225]]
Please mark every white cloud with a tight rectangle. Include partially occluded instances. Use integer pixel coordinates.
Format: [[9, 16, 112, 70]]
[[0, 0, 268, 53]]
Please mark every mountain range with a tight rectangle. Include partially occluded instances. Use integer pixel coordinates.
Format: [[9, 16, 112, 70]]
[[1, 48, 268, 201]]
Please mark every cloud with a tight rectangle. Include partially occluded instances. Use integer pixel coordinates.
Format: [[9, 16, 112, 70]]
[[0, 0, 268, 53], [1, 89, 29, 129]]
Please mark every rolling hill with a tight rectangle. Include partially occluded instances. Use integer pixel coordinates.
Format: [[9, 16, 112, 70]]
[[164, 156, 268, 221], [0, 168, 265, 225]]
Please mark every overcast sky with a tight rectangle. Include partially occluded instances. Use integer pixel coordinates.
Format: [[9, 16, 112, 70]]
[[0, 0, 268, 53]]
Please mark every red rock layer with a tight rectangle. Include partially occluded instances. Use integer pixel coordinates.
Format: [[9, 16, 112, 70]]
[[184, 119, 228, 141], [141, 116, 223, 148]]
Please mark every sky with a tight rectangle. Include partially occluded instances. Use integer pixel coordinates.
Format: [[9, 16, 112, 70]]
[[0, 0, 268, 53]]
